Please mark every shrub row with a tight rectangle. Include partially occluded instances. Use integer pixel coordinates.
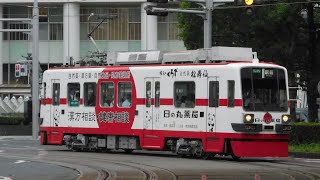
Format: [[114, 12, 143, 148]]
[[0, 116, 30, 125], [290, 123, 320, 144]]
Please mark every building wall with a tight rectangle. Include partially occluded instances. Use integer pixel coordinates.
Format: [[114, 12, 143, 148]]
[[1, 5, 186, 84], [2, 40, 185, 64]]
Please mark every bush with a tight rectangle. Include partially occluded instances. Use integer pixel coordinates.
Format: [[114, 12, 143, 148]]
[[290, 122, 320, 144], [0, 116, 26, 125]]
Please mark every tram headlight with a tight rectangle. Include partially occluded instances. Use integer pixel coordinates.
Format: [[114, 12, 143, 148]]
[[243, 114, 254, 123], [282, 114, 291, 124]]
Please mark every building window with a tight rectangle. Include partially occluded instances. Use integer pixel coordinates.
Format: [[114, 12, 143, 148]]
[[68, 83, 80, 107], [174, 81, 195, 108], [128, 8, 141, 40], [100, 82, 114, 108], [50, 23, 63, 40], [80, 7, 141, 40], [52, 83, 60, 106], [84, 83, 96, 106], [9, 23, 30, 40], [3, 7, 32, 40], [49, 8, 63, 40], [39, 7, 48, 22], [158, 14, 181, 40], [3, 7, 63, 41], [118, 82, 132, 108]]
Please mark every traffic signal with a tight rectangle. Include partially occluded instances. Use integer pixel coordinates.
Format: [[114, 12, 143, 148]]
[[144, 5, 168, 16], [245, 7, 254, 16], [15, 64, 21, 77], [244, 0, 254, 15]]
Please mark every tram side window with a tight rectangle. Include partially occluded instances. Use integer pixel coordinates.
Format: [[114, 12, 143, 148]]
[[174, 81, 195, 108], [209, 81, 219, 107], [68, 83, 80, 107], [100, 82, 114, 108], [43, 82, 46, 105], [118, 82, 132, 108], [228, 80, 235, 107], [52, 83, 60, 106], [146, 81, 151, 107], [155, 81, 160, 107], [84, 83, 96, 106]]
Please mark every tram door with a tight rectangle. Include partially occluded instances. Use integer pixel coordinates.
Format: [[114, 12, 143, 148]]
[[144, 78, 161, 130], [50, 79, 61, 127], [207, 77, 219, 133]]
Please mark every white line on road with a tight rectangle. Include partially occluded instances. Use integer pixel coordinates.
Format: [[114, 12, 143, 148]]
[[14, 160, 27, 164], [294, 158, 320, 163], [304, 159, 320, 163], [0, 147, 43, 150], [0, 176, 12, 180]]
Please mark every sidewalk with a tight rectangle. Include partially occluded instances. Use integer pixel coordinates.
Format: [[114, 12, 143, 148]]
[[0, 135, 36, 140], [289, 152, 320, 159]]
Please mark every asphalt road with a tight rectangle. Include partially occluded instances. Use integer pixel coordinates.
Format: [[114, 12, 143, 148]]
[[0, 136, 79, 180], [0, 136, 319, 180]]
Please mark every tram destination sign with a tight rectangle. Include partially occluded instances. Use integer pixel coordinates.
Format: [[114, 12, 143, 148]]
[[252, 68, 275, 79]]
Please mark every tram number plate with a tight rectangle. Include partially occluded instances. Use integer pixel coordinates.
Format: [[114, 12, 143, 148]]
[[245, 124, 256, 130]]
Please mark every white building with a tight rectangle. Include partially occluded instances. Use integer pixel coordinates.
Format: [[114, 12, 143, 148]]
[[0, 0, 186, 96]]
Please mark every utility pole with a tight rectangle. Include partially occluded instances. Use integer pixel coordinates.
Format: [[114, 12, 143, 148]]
[[204, 0, 213, 49], [32, 0, 39, 139]]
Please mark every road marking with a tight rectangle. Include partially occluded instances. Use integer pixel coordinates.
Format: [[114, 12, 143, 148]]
[[0, 176, 12, 180], [295, 158, 320, 162], [14, 160, 27, 164], [304, 159, 320, 163], [32, 150, 48, 160], [0, 147, 43, 150]]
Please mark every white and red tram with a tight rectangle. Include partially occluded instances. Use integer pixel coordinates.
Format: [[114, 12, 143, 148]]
[[39, 47, 292, 159]]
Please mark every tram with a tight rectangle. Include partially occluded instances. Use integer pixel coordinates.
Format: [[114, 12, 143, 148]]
[[39, 46, 291, 159]]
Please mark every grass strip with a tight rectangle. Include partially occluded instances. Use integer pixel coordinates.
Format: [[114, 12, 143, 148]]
[[289, 143, 320, 153]]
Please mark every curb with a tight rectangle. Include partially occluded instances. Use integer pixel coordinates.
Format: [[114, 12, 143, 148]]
[[289, 152, 320, 159], [0, 136, 36, 140]]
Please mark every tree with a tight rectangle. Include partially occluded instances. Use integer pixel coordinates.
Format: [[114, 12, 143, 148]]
[[178, 1, 320, 121], [177, 2, 204, 50]]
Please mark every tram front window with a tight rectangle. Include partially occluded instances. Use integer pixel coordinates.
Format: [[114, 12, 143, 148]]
[[241, 68, 288, 111]]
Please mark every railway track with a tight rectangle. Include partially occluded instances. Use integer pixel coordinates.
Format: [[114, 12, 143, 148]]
[[42, 149, 320, 180], [0, 142, 319, 180]]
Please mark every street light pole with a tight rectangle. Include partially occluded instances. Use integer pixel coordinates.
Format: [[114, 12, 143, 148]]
[[32, 0, 39, 139]]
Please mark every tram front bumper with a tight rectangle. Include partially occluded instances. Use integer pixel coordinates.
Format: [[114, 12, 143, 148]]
[[230, 139, 289, 157]]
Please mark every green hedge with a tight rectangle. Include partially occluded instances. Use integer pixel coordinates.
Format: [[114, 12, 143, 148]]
[[290, 123, 320, 144], [0, 116, 28, 125]]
